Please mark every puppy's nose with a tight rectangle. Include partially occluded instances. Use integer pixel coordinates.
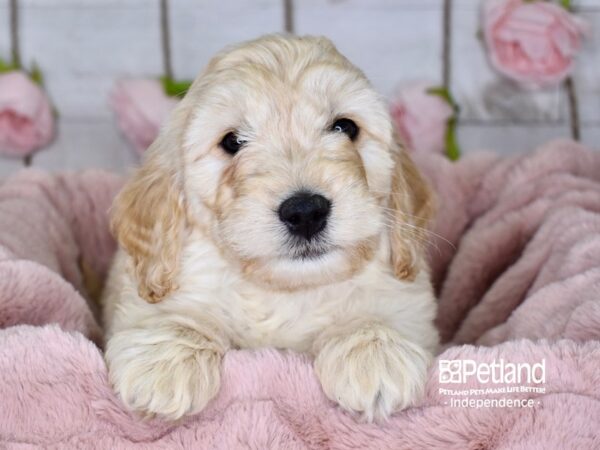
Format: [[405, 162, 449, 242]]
[[278, 192, 331, 240]]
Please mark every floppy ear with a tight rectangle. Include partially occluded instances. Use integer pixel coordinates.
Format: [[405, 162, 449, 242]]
[[388, 146, 435, 281], [110, 123, 187, 304]]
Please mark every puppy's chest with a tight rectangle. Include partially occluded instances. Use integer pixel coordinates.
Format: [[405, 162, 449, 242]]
[[183, 274, 368, 352], [178, 247, 396, 352], [233, 283, 374, 351]]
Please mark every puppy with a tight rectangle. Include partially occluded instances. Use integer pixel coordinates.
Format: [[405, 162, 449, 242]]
[[103, 34, 438, 422]]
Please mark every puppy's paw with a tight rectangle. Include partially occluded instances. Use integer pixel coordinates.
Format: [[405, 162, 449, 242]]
[[105, 327, 223, 421], [314, 324, 432, 422]]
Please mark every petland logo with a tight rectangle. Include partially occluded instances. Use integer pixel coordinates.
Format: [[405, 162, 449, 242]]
[[439, 359, 546, 384]]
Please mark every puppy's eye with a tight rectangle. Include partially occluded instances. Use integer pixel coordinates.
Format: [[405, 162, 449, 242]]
[[220, 132, 247, 155], [331, 118, 359, 141]]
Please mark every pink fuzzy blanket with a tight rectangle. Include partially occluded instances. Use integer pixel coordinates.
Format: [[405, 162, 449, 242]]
[[1, 140, 599, 449]]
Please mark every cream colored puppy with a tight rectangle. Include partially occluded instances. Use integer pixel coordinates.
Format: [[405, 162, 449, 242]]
[[103, 34, 438, 423]]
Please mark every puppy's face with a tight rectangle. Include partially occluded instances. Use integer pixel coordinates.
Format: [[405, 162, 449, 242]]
[[182, 37, 396, 289], [112, 36, 432, 302]]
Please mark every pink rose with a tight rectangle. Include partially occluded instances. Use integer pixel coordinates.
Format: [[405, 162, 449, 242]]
[[390, 82, 454, 155], [483, 0, 586, 88], [0, 71, 54, 158], [110, 79, 178, 154]]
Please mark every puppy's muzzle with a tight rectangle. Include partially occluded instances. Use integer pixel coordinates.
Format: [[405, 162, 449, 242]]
[[278, 192, 331, 241]]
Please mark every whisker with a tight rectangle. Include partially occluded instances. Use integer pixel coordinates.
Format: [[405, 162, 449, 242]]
[[378, 204, 454, 247], [380, 214, 456, 251], [377, 206, 432, 223], [379, 221, 443, 256], [379, 220, 432, 244], [385, 227, 444, 257], [399, 223, 455, 250]]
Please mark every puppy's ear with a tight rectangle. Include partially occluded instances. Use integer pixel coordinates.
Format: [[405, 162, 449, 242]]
[[388, 146, 435, 281], [110, 116, 187, 304]]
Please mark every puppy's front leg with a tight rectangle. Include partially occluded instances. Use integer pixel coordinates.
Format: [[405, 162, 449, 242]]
[[105, 316, 228, 420], [313, 319, 433, 422]]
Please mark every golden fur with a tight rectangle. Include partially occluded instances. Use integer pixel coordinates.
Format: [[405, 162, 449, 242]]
[[103, 35, 439, 422]]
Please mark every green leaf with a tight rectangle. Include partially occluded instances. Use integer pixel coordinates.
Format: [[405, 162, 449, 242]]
[[29, 61, 44, 86], [161, 76, 192, 98], [0, 58, 42, 85], [427, 86, 462, 160], [0, 57, 18, 74], [427, 86, 460, 114], [445, 117, 461, 161], [560, 0, 572, 11], [427, 86, 452, 105]]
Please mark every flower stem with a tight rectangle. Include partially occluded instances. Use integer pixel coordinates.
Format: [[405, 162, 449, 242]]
[[565, 77, 580, 141], [9, 0, 21, 68], [160, 0, 173, 81], [284, 0, 295, 34]]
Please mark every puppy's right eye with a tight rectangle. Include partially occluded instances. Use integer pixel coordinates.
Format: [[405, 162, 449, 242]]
[[220, 132, 246, 155], [331, 118, 359, 141]]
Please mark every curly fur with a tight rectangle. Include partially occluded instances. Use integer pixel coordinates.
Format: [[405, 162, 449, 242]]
[[102, 34, 439, 422]]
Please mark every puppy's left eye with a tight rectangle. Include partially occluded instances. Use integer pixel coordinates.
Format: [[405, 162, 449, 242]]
[[331, 118, 359, 141], [220, 132, 247, 156]]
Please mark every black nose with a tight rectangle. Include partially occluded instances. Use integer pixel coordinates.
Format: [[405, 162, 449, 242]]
[[278, 192, 331, 240]]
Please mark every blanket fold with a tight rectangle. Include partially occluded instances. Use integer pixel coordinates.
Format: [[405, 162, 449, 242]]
[[1, 140, 599, 449], [2, 326, 599, 449]]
